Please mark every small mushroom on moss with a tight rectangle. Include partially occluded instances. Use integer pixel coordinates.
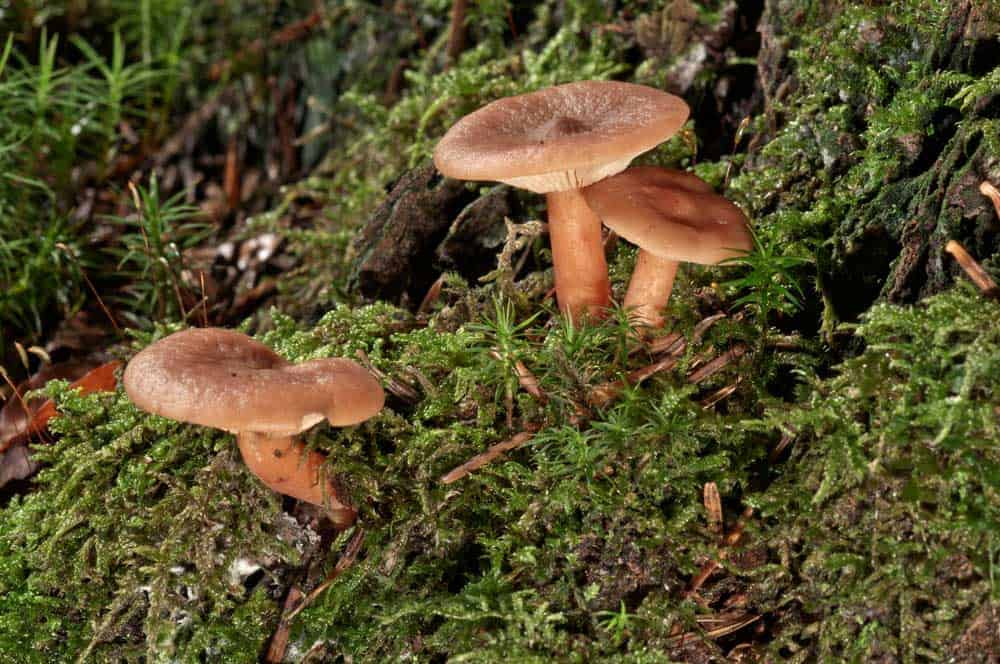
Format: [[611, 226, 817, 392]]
[[434, 80, 689, 322], [123, 328, 384, 528], [582, 166, 751, 329]]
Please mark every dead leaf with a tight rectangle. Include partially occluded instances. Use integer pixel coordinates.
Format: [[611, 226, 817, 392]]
[[0, 360, 121, 489]]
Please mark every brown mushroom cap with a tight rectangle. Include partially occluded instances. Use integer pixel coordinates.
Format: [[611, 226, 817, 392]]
[[433, 81, 689, 193], [124, 328, 385, 434], [581, 166, 751, 264]]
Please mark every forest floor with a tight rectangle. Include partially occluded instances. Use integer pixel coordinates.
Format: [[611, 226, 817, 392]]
[[1, 1, 999, 662]]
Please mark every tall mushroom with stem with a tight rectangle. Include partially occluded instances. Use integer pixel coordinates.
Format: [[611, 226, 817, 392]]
[[433, 81, 689, 322], [582, 166, 751, 330], [123, 328, 385, 529]]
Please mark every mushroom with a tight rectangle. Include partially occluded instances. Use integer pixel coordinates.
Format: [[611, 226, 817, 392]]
[[123, 328, 385, 528], [433, 80, 689, 321], [581, 166, 751, 329]]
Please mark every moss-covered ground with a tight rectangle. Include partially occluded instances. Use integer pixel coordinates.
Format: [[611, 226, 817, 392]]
[[1, 0, 999, 661]]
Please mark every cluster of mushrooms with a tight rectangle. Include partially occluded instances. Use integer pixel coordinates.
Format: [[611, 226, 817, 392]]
[[124, 81, 750, 528], [434, 80, 751, 328]]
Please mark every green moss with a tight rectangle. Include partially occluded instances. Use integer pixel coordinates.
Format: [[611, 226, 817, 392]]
[[0, 385, 299, 662], [758, 286, 1000, 660]]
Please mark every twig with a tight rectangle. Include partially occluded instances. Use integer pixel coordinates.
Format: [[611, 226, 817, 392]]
[[636, 312, 724, 358], [685, 506, 754, 597], [643, 330, 684, 356], [982, 180, 1000, 219], [686, 344, 747, 384], [704, 482, 722, 535], [383, 58, 409, 105], [154, 89, 233, 166], [945, 240, 1000, 300], [198, 271, 210, 327], [224, 136, 240, 211], [588, 354, 681, 408], [768, 430, 795, 463], [355, 350, 420, 403], [417, 274, 446, 316], [265, 586, 304, 663], [670, 613, 762, 643], [400, 1, 427, 49], [208, 9, 325, 80], [56, 243, 120, 333], [445, 0, 468, 66], [286, 529, 365, 623], [514, 360, 546, 403], [489, 351, 546, 404], [692, 313, 728, 345], [701, 380, 740, 409], [505, 6, 518, 38], [440, 426, 540, 484]]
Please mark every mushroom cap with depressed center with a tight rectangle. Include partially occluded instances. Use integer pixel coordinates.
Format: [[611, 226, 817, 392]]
[[124, 328, 385, 434], [433, 81, 690, 193], [581, 166, 752, 264]]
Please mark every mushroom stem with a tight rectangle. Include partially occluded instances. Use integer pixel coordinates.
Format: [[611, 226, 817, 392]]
[[624, 251, 678, 330], [546, 188, 611, 321], [236, 432, 356, 528]]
